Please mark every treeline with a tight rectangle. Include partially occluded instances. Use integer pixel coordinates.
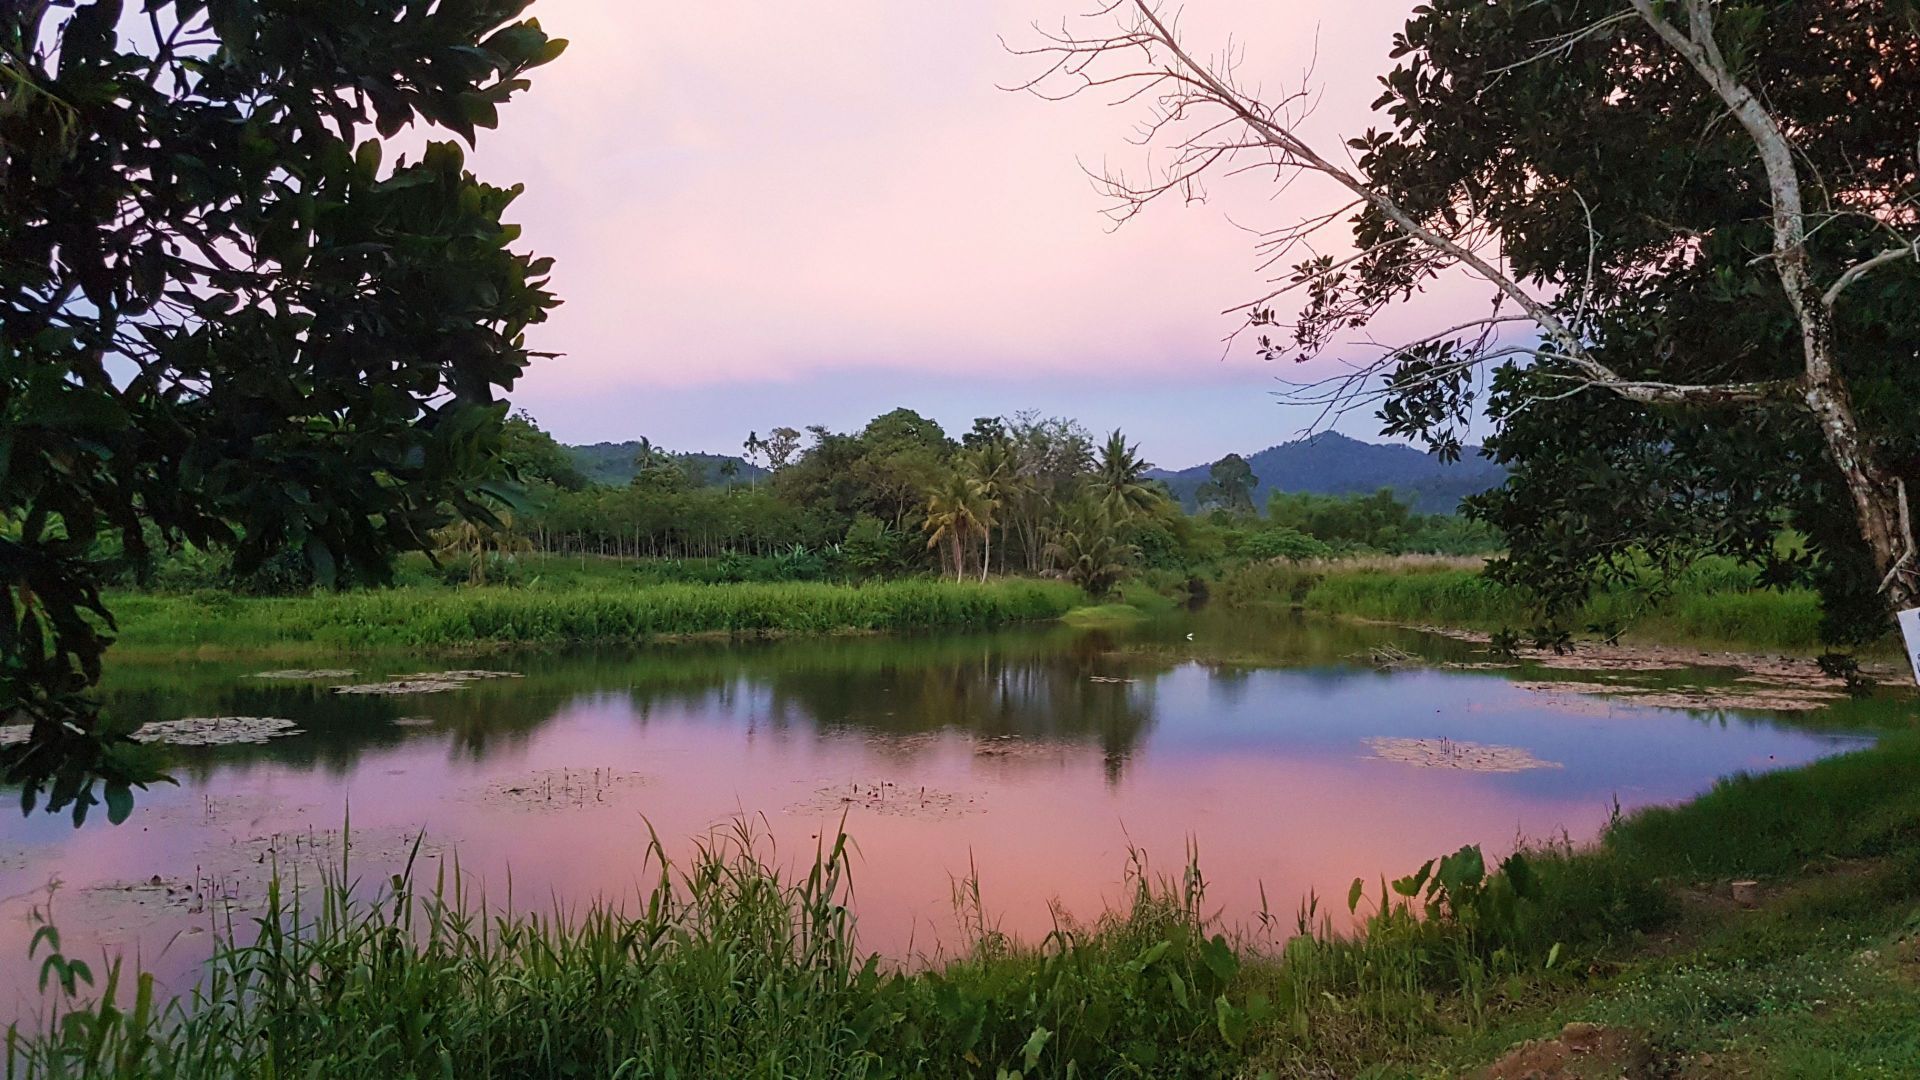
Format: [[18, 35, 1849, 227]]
[[491, 409, 1499, 594], [518, 409, 1180, 592]]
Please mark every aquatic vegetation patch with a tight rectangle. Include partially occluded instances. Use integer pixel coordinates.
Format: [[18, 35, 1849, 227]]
[[972, 735, 1076, 764], [1513, 679, 1844, 713], [333, 670, 522, 695], [248, 669, 358, 680], [1364, 736, 1562, 772], [392, 716, 437, 727], [82, 875, 209, 917], [788, 780, 984, 819], [472, 767, 649, 812], [333, 678, 469, 695], [132, 716, 301, 746], [1625, 687, 1844, 713]]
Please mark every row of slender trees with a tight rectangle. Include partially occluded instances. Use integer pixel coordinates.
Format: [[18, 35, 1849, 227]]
[[500, 409, 1183, 593]]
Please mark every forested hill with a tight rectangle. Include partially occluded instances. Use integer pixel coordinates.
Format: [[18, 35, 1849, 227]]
[[566, 442, 767, 487], [1148, 432, 1505, 514]]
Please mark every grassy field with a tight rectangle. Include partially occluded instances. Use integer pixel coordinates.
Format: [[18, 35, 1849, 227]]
[[103, 578, 1086, 656], [12, 732, 1920, 1077], [1217, 554, 1836, 652]]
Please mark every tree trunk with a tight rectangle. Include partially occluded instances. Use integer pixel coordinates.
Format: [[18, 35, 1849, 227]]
[[1803, 370, 1918, 614]]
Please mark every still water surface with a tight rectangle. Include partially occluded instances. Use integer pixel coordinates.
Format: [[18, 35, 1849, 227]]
[[0, 610, 1875, 1018]]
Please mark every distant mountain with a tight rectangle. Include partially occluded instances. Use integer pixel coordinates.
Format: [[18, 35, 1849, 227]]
[[1148, 432, 1505, 515], [566, 441, 767, 488]]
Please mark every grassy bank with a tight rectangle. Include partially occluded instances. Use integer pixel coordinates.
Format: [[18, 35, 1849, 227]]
[[14, 732, 1920, 1077], [1217, 554, 1834, 652], [105, 578, 1086, 656]]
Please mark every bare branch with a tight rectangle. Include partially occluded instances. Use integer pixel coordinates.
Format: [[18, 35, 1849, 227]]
[[1822, 242, 1920, 308]]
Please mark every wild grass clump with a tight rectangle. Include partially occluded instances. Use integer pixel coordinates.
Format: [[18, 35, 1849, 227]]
[[106, 579, 1085, 654], [1607, 729, 1920, 879]]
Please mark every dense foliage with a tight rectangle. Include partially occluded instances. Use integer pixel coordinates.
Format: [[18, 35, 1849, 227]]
[[1266, 490, 1499, 556], [516, 410, 1194, 591], [470, 413, 1499, 597], [1, 0, 564, 817]]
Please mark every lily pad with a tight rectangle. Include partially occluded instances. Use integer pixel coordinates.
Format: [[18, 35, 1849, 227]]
[[133, 716, 302, 747]]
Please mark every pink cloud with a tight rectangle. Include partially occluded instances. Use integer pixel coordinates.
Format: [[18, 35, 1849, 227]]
[[456, 0, 1475, 404]]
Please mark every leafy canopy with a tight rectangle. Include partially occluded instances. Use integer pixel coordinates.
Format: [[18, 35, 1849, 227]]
[[1347, 0, 1920, 641], [1, 0, 565, 819]]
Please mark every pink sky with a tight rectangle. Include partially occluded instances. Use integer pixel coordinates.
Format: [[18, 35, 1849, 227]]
[[471, 1, 1467, 466]]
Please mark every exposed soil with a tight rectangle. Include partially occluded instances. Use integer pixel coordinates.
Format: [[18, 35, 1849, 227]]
[[1404, 625, 1895, 712], [1417, 624, 1902, 687], [1478, 1022, 1661, 1079]]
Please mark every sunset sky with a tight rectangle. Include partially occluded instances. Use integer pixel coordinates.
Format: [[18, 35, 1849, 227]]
[[474, 0, 1464, 468]]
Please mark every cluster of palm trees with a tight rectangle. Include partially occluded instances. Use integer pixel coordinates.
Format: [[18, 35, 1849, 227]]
[[922, 429, 1167, 593]]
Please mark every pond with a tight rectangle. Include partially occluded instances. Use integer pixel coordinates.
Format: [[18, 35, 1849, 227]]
[[0, 609, 1883, 1020]]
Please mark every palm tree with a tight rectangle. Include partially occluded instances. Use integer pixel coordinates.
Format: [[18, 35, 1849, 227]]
[[1045, 500, 1135, 597], [962, 439, 1018, 581], [922, 472, 994, 582], [1089, 429, 1162, 521], [742, 432, 766, 489]]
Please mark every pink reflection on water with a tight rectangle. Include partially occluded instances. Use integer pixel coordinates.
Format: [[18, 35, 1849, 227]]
[[3, 697, 1614, 1021]]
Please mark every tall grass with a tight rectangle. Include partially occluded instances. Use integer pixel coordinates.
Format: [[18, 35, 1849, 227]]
[[6, 825, 1259, 1079], [105, 579, 1086, 654], [1, 819, 1679, 1080], [1216, 555, 1834, 651]]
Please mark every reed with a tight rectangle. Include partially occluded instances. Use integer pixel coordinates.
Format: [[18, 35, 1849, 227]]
[[6, 824, 1258, 1079], [105, 579, 1086, 655]]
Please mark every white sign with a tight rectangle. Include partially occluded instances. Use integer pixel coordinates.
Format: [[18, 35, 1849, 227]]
[[1900, 608, 1920, 686]]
